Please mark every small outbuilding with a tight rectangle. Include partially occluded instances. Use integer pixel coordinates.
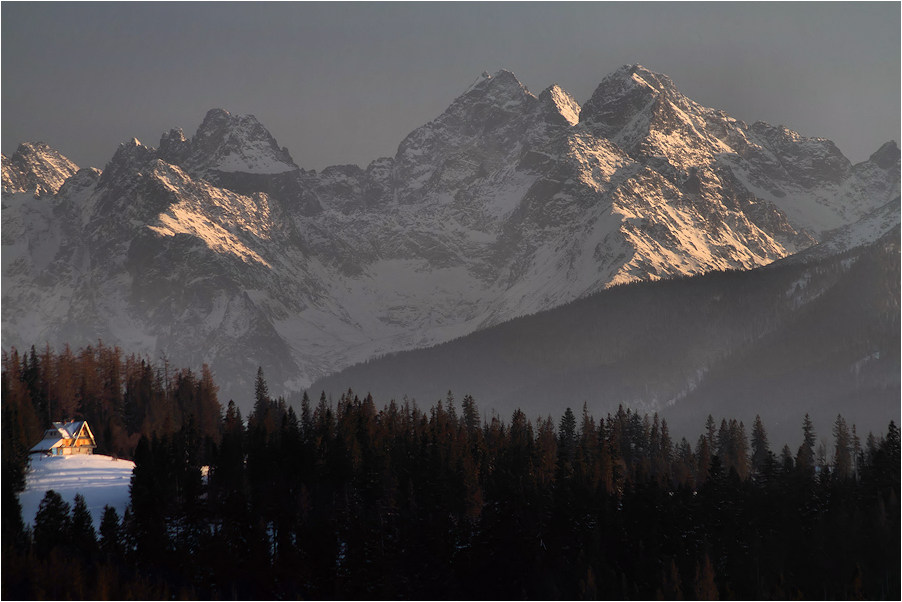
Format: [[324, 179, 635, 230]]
[[30, 421, 97, 456]]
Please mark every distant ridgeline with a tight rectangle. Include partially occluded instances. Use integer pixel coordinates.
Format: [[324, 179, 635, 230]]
[[3, 352, 900, 599]]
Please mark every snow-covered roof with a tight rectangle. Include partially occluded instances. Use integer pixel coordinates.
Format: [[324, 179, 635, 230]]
[[29, 435, 67, 453], [29, 420, 96, 453]]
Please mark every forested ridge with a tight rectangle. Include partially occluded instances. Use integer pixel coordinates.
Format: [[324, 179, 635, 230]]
[[2, 349, 900, 600], [309, 231, 901, 449]]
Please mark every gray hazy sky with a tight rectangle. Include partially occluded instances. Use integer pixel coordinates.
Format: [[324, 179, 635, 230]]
[[3, 2, 899, 171]]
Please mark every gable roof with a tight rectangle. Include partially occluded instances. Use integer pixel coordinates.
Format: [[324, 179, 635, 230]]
[[29, 420, 96, 454]]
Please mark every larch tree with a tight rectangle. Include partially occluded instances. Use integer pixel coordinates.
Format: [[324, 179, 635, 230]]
[[693, 553, 719, 601]]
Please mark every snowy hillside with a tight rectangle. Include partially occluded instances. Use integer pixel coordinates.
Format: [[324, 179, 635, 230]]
[[19, 455, 135, 530], [2, 65, 899, 408]]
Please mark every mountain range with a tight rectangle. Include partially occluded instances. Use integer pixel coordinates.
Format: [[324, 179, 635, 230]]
[[3, 65, 899, 423]]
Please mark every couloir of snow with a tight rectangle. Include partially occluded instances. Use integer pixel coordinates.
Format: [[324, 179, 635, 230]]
[[19, 455, 136, 531]]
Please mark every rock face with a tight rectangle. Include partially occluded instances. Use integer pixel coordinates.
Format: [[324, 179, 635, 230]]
[[2, 142, 79, 197], [3, 65, 899, 407]]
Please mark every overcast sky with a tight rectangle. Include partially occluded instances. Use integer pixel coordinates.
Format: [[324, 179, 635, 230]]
[[3, 3, 899, 171]]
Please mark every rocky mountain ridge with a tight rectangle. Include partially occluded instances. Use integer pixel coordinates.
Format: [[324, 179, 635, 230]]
[[3, 65, 899, 407]]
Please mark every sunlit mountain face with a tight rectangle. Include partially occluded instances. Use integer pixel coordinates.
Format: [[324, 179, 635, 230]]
[[3, 65, 899, 414]]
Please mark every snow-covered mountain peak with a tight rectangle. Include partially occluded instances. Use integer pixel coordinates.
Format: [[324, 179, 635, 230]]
[[164, 127, 187, 142], [98, 138, 156, 188], [487, 68, 523, 87], [624, 64, 679, 94], [184, 108, 297, 176], [392, 68, 550, 206], [868, 140, 900, 169], [3, 64, 898, 406], [158, 127, 191, 165], [1, 142, 79, 197], [198, 107, 232, 128], [458, 69, 535, 111], [579, 65, 702, 143], [579, 65, 670, 139]]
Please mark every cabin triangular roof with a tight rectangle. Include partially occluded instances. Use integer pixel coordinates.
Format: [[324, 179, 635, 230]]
[[29, 420, 97, 454]]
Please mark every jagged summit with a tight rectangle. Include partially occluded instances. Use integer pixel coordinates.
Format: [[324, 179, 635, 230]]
[[183, 108, 297, 176], [464, 69, 522, 95], [1, 142, 79, 197], [618, 64, 679, 94], [579, 64, 697, 144], [98, 138, 154, 187], [457, 69, 534, 110], [486, 68, 522, 87], [158, 127, 191, 166], [869, 140, 900, 169]]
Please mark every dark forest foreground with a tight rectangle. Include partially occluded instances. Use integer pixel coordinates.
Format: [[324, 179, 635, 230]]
[[3, 350, 900, 600]]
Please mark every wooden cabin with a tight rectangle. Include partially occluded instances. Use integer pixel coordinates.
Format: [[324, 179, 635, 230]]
[[29, 421, 97, 456]]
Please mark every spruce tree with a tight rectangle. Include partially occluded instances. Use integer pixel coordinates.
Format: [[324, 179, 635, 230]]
[[851, 424, 862, 477], [750, 415, 770, 476], [884, 420, 900, 463], [70, 493, 97, 553], [2, 482, 29, 553], [33, 489, 71, 557], [129, 436, 167, 563], [99, 505, 122, 556], [656, 417, 673, 483], [733, 420, 750, 480], [695, 435, 711, 485], [300, 390, 313, 443], [832, 414, 852, 479], [779, 445, 794, 473], [461, 394, 480, 438], [557, 407, 577, 472], [252, 366, 270, 423], [705, 415, 717, 451], [717, 419, 731, 470], [796, 414, 817, 476]]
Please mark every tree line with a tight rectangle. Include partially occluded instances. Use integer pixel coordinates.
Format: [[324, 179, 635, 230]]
[[3, 354, 900, 599]]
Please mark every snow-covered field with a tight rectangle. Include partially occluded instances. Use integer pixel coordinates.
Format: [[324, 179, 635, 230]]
[[19, 454, 135, 530]]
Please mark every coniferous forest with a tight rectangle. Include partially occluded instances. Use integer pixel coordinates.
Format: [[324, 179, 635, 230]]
[[2, 346, 900, 600]]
